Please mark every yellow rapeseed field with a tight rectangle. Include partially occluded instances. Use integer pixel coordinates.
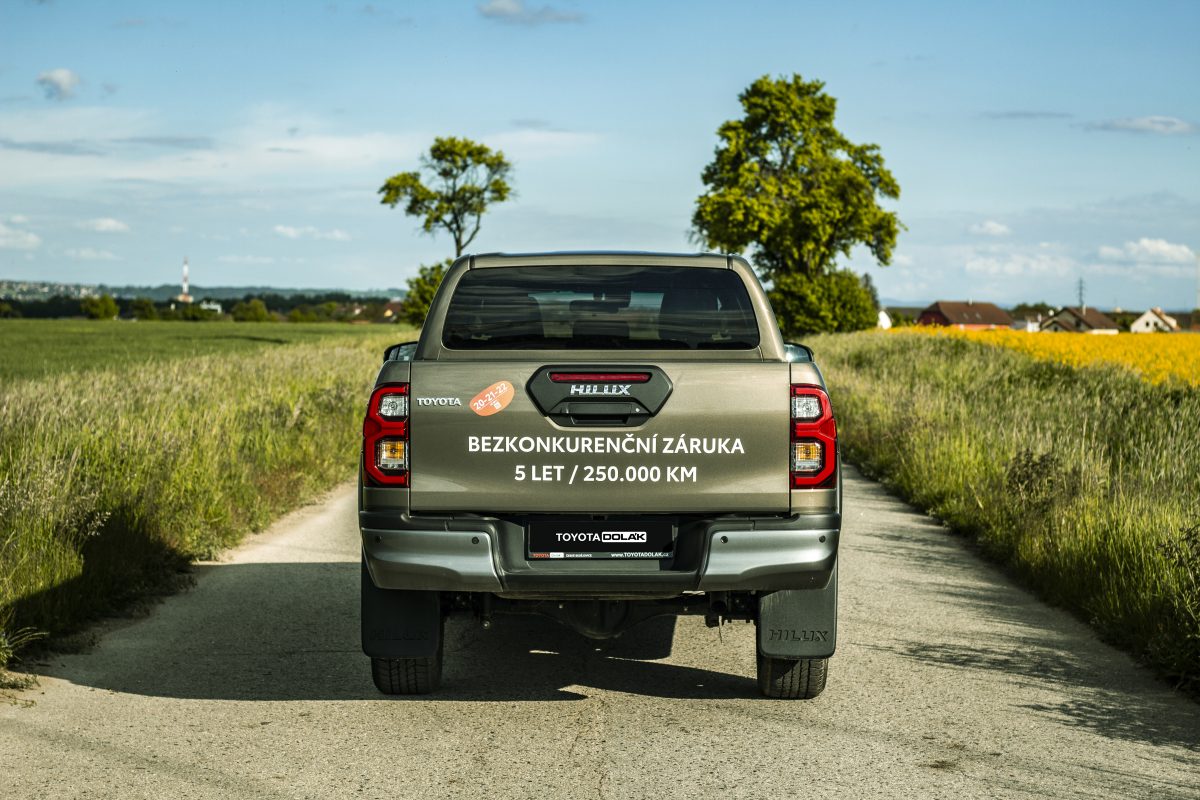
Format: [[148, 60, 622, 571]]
[[896, 327, 1200, 387]]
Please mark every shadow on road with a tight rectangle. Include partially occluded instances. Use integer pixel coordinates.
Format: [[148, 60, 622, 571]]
[[40, 562, 754, 703], [846, 472, 1200, 754], [866, 635, 1200, 756]]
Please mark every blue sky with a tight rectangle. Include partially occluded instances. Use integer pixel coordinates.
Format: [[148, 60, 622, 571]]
[[1, 0, 1198, 309]]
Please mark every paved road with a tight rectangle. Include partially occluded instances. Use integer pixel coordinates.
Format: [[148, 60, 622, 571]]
[[2, 468, 1197, 799]]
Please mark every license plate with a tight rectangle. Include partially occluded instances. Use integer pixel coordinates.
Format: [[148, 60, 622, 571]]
[[528, 520, 674, 560]]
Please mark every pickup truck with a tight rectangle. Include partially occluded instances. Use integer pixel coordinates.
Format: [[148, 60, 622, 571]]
[[360, 252, 840, 699]]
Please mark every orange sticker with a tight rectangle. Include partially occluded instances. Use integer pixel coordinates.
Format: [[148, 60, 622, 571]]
[[470, 380, 514, 417]]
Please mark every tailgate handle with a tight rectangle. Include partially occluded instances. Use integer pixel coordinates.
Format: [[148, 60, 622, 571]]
[[556, 402, 646, 426]]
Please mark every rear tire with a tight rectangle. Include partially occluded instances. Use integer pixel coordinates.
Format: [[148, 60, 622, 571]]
[[370, 619, 444, 695], [757, 653, 828, 699], [371, 648, 442, 695]]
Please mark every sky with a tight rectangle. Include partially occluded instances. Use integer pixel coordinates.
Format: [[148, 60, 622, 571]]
[[1, 0, 1198, 309]]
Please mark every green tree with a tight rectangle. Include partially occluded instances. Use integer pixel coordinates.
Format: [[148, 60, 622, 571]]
[[693, 74, 901, 278], [130, 297, 158, 321], [692, 74, 901, 334], [179, 304, 219, 321], [399, 259, 450, 326], [769, 270, 879, 337], [80, 294, 118, 320], [1010, 301, 1054, 320], [231, 298, 272, 322], [0, 301, 19, 319], [379, 137, 513, 257]]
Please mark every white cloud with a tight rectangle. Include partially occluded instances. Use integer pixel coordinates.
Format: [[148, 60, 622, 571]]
[[1090, 260, 1194, 280], [0, 221, 41, 250], [8, 214, 30, 224], [964, 250, 1074, 277], [1098, 238, 1195, 264], [65, 247, 119, 261], [1087, 116, 1197, 135], [218, 254, 275, 265], [272, 224, 350, 241], [478, 0, 584, 25], [36, 68, 82, 101], [0, 105, 427, 188], [79, 217, 130, 233], [892, 253, 914, 267], [486, 127, 599, 160], [969, 220, 1011, 237], [943, 242, 1077, 284]]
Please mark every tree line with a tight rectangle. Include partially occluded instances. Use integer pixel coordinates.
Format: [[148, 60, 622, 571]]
[[0, 293, 408, 323]]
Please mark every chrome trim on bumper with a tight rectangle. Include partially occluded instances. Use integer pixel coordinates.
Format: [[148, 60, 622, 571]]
[[697, 527, 837, 591], [363, 528, 502, 592]]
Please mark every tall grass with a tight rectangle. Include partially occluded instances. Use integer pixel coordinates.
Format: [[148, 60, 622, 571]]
[[0, 330, 413, 665], [812, 332, 1200, 688]]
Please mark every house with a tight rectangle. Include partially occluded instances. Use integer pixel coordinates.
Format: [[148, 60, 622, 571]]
[[1011, 314, 1043, 333], [381, 301, 406, 321], [917, 301, 1013, 330], [1040, 306, 1120, 334], [1130, 307, 1179, 333], [877, 309, 892, 330]]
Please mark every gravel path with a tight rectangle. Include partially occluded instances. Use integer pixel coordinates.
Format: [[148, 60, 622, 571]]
[[3, 467, 1197, 799]]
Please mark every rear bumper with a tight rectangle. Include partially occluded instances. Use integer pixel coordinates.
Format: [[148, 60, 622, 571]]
[[366, 528, 503, 592], [361, 511, 838, 594]]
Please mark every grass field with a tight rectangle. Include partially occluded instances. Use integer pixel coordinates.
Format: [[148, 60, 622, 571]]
[[0, 321, 417, 669], [899, 326, 1200, 387], [0, 319, 404, 381], [812, 331, 1200, 689]]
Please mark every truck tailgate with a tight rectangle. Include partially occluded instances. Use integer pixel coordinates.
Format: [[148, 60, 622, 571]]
[[408, 361, 790, 514]]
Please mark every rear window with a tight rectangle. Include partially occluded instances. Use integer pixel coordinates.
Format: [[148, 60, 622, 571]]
[[441, 266, 760, 350]]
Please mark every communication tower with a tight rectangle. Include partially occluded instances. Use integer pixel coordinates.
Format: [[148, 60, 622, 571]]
[[178, 257, 193, 303]]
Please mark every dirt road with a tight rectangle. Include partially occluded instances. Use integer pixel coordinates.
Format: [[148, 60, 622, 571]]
[[2, 468, 1197, 799]]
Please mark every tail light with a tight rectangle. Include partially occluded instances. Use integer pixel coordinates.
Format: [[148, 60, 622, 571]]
[[791, 384, 836, 488], [363, 383, 409, 486]]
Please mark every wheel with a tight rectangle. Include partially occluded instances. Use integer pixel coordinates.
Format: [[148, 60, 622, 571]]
[[756, 653, 828, 699], [361, 556, 444, 695], [371, 639, 443, 695]]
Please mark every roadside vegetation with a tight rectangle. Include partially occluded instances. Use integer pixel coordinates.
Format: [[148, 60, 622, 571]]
[[813, 331, 1200, 690], [0, 324, 417, 671]]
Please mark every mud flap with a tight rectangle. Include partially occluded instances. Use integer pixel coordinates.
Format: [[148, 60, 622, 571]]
[[756, 560, 837, 659], [361, 557, 442, 658]]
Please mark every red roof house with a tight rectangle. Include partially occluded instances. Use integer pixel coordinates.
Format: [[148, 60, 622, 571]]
[[917, 301, 1013, 330], [1040, 306, 1119, 334]]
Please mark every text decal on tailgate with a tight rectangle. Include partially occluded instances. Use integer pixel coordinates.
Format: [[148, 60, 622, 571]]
[[470, 380, 514, 417]]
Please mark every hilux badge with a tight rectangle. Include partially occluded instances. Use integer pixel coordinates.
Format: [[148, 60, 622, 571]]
[[569, 384, 632, 396]]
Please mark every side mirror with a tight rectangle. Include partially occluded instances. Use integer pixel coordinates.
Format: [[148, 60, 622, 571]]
[[382, 342, 419, 363]]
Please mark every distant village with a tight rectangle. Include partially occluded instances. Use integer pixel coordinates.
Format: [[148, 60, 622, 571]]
[[0, 260, 407, 323], [883, 301, 1197, 334]]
